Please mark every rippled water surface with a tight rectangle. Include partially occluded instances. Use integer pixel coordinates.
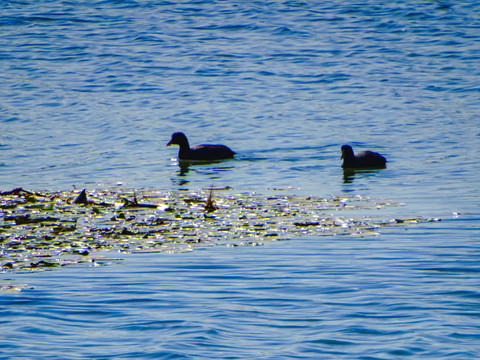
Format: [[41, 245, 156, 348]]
[[1, 0, 479, 359], [2, 219, 479, 360]]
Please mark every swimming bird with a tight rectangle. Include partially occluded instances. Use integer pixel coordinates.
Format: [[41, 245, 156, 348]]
[[167, 132, 236, 161], [341, 144, 387, 169]]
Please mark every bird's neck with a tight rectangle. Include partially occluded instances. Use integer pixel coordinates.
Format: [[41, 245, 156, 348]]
[[178, 139, 191, 157]]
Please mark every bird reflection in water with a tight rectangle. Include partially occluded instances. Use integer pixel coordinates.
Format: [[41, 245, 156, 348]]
[[343, 168, 356, 184], [171, 159, 235, 186], [343, 168, 385, 184]]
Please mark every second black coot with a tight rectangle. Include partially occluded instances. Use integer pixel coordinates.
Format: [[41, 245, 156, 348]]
[[341, 144, 387, 169]]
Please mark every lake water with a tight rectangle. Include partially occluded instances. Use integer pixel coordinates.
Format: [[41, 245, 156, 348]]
[[1, 1, 479, 359]]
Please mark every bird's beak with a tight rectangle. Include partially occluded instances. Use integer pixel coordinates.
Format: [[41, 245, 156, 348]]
[[166, 140, 172, 147]]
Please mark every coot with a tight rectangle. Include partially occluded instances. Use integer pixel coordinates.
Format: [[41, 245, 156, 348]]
[[341, 144, 387, 169], [167, 132, 236, 160]]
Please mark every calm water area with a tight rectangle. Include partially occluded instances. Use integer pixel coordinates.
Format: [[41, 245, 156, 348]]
[[1, 1, 480, 359]]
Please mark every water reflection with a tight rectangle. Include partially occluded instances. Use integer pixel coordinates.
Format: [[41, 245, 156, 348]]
[[343, 169, 384, 184], [171, 159, 235, 186], [177, 160, 234, 175], [343, 169, 356, 184]]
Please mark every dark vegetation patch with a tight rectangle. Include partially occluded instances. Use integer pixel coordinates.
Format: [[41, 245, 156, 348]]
[[0, 187, 438, 273]]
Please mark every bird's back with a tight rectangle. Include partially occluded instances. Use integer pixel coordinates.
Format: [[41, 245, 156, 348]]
[[185, 144, 236, 160]]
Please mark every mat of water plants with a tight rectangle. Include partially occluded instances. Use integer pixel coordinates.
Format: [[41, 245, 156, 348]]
[[0, 187, 438, 272]]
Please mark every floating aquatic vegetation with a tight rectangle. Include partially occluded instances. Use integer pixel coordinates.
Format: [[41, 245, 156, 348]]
[[0, 187, 438, 273]]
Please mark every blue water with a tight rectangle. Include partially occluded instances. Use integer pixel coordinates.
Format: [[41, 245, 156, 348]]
[[1, 1, 480, 359], [2, 219, 479, 360]]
